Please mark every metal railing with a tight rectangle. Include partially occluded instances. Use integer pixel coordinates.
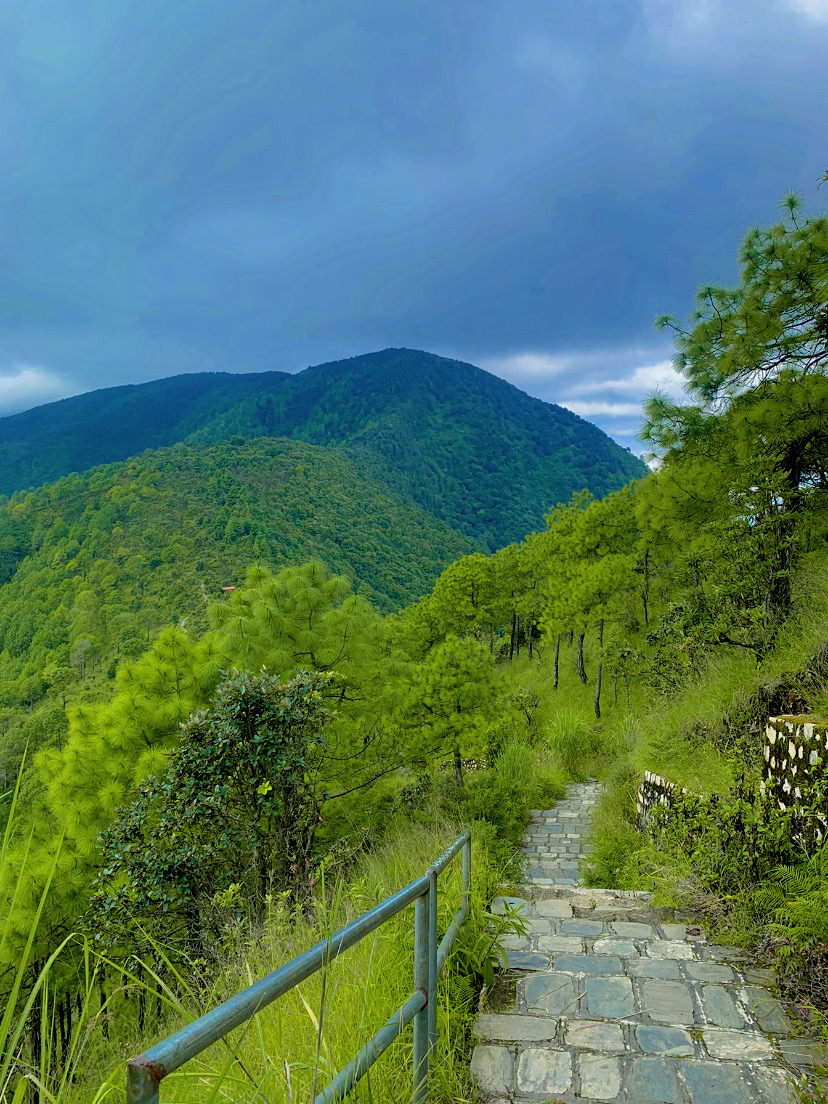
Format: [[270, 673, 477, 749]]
[[126, 829, 472, 1103]]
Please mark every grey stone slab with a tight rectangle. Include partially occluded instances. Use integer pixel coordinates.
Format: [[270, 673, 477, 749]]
[[524, 973, 579, 1016], [536, 935, 584, 955], [640, 980, 695, 1024], [627, 958, 683, 980], [585, 976, 636, 1018], [469, 1045, 513, 1095], [490, 895, 527, 915], [636, 1024, 695, 1056], [564, 1018, 625, 1052], [593, 938, 640, 957], [525, 917, 553, 936], [702, 1027, 773, 1060], [516, 1047, 572, 1095], [682, 1059, 759, 1103], [505, 950, 549, 971], [533, 897, 574, 918], [776, 1037, 828, 1067], [500, 934, 530, 952], [685, 962, 735, 984], [702, 985, 748, 1029], [708, 944, 752, 962], [741, 985, 793, 1033], [554, 954, 624, 975], [624, 1056, 679, 1102], [660, 923, 688, 940], [474, 1013, 557, 1041], [562, 918, 605, 936], [752, 1067, 798, 1104], [611, 921, 657, 939], [579, 1054, 622, 1100], [646, 939, 697, 960]]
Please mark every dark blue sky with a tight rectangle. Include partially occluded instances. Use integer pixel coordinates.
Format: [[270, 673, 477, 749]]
[[2, 0, 826, 450]]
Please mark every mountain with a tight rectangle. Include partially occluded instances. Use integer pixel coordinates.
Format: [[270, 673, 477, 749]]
[[0, 350, 646, 548], [0, 438, 477, 685], [0, 370, 289, 498]]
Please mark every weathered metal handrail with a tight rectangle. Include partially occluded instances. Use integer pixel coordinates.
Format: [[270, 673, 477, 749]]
[[126, 829, 472, 1103]]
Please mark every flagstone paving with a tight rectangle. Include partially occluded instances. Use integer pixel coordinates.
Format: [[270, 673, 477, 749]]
[[470, 782, 827, 1103]]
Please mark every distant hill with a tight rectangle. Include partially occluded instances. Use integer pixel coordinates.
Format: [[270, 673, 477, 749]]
[[0, 350, 646, 549], [0, 439, 478, 677], [0, 370, 288, 498]]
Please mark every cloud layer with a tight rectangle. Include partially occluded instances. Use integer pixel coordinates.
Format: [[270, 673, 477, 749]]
[[1, 0, 825, 442]]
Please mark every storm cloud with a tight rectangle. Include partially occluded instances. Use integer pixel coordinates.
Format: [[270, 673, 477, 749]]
[[2, 0, 826, 448]]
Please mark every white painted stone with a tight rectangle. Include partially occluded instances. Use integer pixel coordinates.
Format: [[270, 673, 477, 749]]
[[703, 1027, 773, 1060], [516, 1048, 572, 1095], [579, 1054, 622, 1100]]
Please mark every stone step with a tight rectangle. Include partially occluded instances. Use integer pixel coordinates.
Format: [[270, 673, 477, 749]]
[[470, 785, 825, 1104]]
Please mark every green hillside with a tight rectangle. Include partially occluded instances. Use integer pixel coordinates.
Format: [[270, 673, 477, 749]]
[[0, 371, 288, 497], [0, 349, 645, 549], [0, 437, 476, 772]]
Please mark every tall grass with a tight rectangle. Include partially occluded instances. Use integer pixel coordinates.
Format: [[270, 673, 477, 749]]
[[2, 807, 506, 1104]]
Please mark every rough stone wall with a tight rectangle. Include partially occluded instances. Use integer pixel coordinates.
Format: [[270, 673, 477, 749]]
[[636, 770, 688, 829], [762, 715, 828, 839]]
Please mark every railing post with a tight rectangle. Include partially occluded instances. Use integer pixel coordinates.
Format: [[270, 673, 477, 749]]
[[126, 1058, 160, 1104], [427, 868, 438, 1062], [462, 835, 471, 904], [412, 889, 429, 1102]]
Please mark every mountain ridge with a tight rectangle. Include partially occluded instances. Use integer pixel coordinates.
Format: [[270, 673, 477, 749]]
[[0, 348, 646, 548]]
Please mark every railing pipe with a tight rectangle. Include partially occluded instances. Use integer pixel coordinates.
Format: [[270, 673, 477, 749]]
[[412, 890, 429, 1101], [426, 868, 438, 1061], [126, 829, 472, 1104], [313, 990, 425, 1104]]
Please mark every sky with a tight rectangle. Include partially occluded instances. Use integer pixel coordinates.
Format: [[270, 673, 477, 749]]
[[1, 0, 827, 452]]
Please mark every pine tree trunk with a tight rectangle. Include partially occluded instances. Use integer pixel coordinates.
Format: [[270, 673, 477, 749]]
[[509, 612, 516, 661], [553, 635, 560, 690], [576, 633, 587, 684], [515, 617, 521, 657], [567, 629, 573, 646], [527, 612, 534, 659], [594, 619, 604, 720], [642, 546, 650, 627], [454, 745, 463, 787], [99, 969, 109, 1040]]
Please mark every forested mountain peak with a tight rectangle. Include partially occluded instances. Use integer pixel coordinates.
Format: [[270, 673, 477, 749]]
[[0, 348, 645, 549]]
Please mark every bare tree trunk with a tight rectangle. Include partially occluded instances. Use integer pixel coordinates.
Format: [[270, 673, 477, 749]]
[[576, 632, 587, 685], [553, 635, 560, 690], [594, 619, 604, 720]]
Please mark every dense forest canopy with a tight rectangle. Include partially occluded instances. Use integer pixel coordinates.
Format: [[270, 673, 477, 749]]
[[0, 348, 645, 548]]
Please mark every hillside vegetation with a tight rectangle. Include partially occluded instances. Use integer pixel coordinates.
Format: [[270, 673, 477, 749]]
[[1, 195, 827, 1100], [0, 437, 476, 784], [0, 348, 645, 548]]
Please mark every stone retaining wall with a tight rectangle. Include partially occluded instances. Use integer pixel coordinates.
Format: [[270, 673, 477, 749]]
[[762, 714, 828, 839], [638, 715, 828, 840], [636, 770, 688, 829]]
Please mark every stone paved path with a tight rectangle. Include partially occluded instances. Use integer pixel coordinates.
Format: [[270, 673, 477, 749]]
[[470, 782, 825, 1103]]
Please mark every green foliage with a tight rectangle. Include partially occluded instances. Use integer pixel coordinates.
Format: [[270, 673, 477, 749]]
[[0, 349, 646, 549], [90, 669, 331, 959], [546, 710, 602, 779]]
